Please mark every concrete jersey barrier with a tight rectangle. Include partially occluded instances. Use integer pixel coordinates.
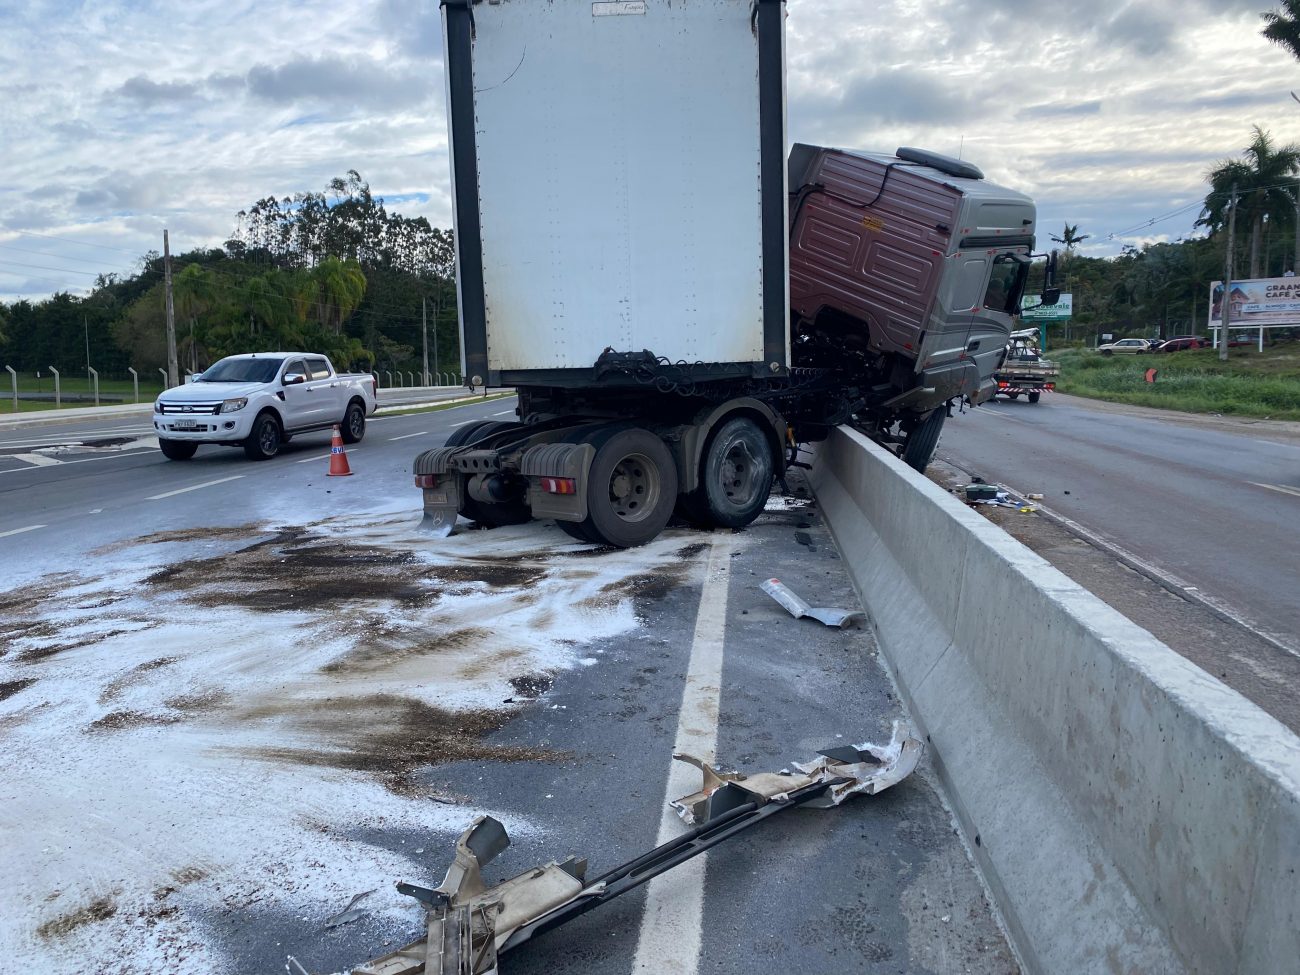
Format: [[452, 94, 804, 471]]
[[808, 425, 1300, 975]]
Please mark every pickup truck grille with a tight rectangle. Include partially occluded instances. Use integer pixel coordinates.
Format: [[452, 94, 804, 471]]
[[159, 402, 222, 415]]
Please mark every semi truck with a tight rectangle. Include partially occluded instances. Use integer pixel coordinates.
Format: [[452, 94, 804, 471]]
[[415, 0, 1055, 548]]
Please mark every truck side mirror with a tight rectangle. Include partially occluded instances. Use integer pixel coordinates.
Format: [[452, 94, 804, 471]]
[[1042, 287, 1061, 306], [283, 372, 305, 386]]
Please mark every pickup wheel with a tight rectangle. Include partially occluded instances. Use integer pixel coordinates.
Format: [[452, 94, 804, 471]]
[[900, 408, 945, 473], [578, 428, 676, 548], [681, 416, 773, 529], [158, 439, 197, 461], [341, 399, 366, 444], [1028, 391, 1041, 403], [243, 412, 283, 461]]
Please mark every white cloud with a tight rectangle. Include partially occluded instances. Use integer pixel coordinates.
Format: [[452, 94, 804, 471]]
[[3, 0, 1300, 301]]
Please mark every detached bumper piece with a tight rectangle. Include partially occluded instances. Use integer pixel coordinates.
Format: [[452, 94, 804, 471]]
[[351, 723, 922, 975]]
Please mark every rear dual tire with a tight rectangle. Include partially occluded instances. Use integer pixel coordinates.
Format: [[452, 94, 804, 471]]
[[576, 428, 677, 548]]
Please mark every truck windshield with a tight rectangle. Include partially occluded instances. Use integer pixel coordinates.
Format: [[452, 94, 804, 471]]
[[983, 255, 1029, 315], [197, 358, 285, 383]]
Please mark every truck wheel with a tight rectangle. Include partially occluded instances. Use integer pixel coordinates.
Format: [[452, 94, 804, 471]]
[[685, 416, 773, 529], [1028, 391, 1041, 403], [243, 412, 282, 460], [341, 400, 366, 443], [1007, 392, 1020, 400], [158, 439, 197, 461], [900, 408, 945, 473], [556, 519, 598, 543], [579, 429, 677, 548]]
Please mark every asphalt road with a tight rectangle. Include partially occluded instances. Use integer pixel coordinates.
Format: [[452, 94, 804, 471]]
[[938, 393, 1300, 651], [0, 398, 1013, 975]]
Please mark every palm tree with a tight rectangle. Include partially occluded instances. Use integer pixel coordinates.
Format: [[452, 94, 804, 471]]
[[1262, 1, 1300, 61], [1198, 126, 1300, 279], [311, 258, 368, 334], [1050, 223, 1091, 258]]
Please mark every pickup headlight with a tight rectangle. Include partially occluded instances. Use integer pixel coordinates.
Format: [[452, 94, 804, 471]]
[[154, 399, 164, 413], [221, 397, 249, 414]]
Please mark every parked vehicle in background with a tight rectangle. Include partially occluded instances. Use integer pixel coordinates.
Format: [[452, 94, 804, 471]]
[[153, 353, 377, 461], [1155, 336, 1210, 352], [1096, 338, 1154, 355], [993, 328, 1058, 402]]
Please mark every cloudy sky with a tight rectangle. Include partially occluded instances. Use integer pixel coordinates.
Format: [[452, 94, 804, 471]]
[[3, 0, 1299, 301]]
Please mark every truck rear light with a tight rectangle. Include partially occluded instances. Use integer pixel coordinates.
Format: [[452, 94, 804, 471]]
[[998, 381, 1009, 388], [540, 476, 577, 495], [1046, 383, 1055, 390], [414, 474, 439, 488]]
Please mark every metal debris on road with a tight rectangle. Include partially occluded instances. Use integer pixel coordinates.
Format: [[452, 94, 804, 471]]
[[760, 577, 864, 628], [346, 725, 923, 975], [323, 888, 376, 929]]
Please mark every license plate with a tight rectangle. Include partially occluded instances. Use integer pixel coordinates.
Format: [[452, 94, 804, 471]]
[[172, 418, 197, 430]]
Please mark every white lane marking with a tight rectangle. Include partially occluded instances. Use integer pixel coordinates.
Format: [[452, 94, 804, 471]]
[[1251, 481, 1300, 499], [146, 475, 245, 500], [631, 532, 734, 975], [296, 453, 332, 464], [0, 449, 157, 476], [11, 453, 62, 467], [0, 524, 46, 539], [492, 410, 514, 417], [448, 419, 475, 427], [387, 431, 428, 442]]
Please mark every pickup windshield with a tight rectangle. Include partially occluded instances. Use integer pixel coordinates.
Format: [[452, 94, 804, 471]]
[[197, 358, 285, 383]]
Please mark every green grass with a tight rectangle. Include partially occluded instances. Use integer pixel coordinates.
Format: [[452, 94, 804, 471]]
[[0, 374, 160, 413], [377, 391, 515, 416], [1052, 345, 1300, 420]]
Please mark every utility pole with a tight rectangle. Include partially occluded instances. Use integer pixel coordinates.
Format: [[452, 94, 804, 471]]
[[1293, 182, 1299, 274], [163, 230, 179, 388], [1220, 185, 1238, 362], [84, 314, 90, 380], [434, 288, 441, 382], [422, 297, 430, 387]]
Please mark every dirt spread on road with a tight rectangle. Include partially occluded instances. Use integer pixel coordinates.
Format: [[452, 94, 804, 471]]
[[36, 895, 118, 940], [237, 693, 565, 796]]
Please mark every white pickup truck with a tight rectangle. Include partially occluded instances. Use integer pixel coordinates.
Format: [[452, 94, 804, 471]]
[[152, 352, 377, 461]]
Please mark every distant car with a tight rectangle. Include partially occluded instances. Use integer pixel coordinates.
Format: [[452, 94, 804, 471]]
[[1154, 337, 1210, 352], [1096, 338, 1154, 356]]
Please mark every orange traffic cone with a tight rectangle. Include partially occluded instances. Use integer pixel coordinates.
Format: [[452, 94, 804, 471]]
[[328, 425, 353, 476]]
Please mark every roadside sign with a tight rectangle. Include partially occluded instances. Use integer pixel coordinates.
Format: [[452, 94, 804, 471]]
[[1021, 293, 1073, 322]]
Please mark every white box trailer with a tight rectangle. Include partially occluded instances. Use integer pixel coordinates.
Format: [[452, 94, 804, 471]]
[[417, 0, 1053, 548], [445, 0, 789, 388]]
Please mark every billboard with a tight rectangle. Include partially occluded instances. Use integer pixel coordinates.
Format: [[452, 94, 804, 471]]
[[1020, 293, 1072, 321], [1208, 276, 1300, 325]]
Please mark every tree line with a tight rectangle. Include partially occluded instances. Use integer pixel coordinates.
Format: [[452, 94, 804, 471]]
[[0, 172, 458, 380]]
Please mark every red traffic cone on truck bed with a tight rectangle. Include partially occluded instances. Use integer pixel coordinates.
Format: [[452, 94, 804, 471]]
[[328, 426, 353, 476]]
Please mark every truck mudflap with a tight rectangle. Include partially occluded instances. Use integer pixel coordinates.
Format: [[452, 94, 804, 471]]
[[346, 723, 922, 975], [413, 445, 466, 537]]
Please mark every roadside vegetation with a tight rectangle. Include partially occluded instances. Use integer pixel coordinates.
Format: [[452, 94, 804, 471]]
[[1053, 346, 1300, 420], [0, 172, 457, 404]]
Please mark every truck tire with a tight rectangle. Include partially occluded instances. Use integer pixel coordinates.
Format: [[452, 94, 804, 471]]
[[341, 399, 366, 444], [243, 412, 283, 460], [158, 439, 197, 461], [681, 416, 773, 529], [446, 419, 530, 527], [578, 428, 677, 548], [1028, 391, 1041, 403], [900, 408, 945, 473]]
